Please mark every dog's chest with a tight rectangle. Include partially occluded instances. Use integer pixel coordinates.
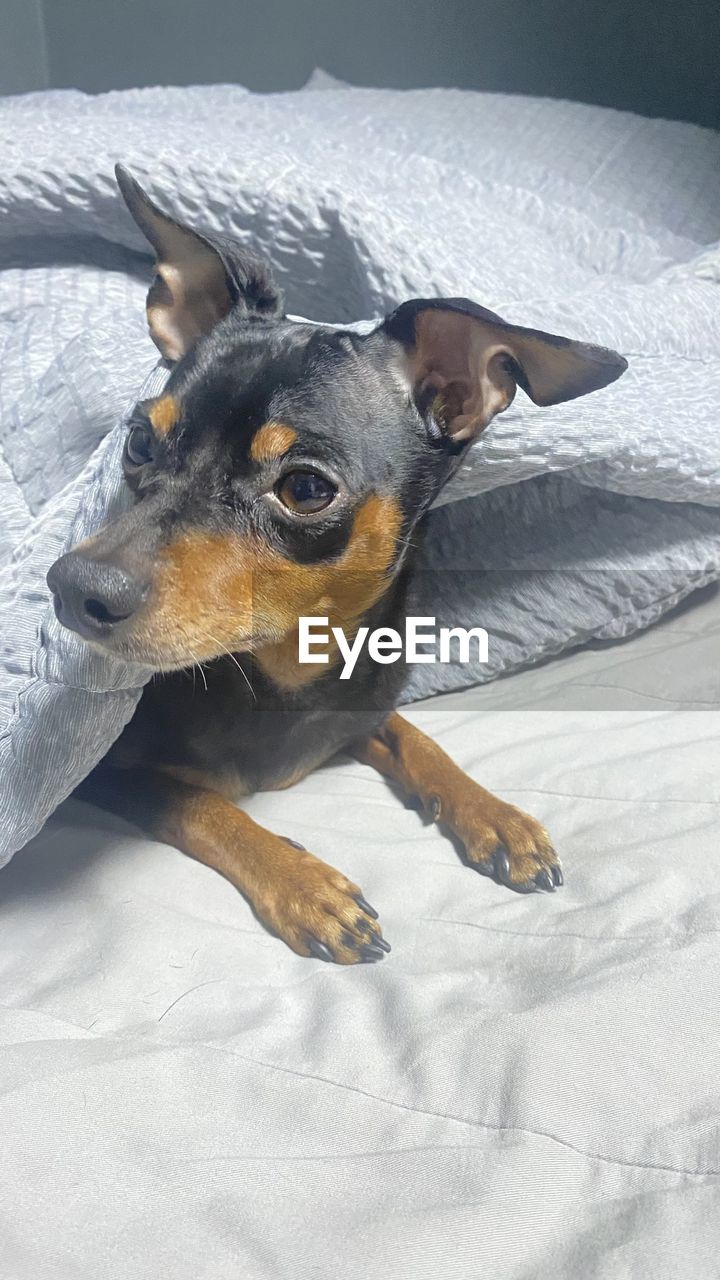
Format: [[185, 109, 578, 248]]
[[108, 656, 389, 798]]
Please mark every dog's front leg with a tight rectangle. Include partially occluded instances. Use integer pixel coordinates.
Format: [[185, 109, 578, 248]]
[[352, 713, 563, 893], [84, 769, 389, 963]]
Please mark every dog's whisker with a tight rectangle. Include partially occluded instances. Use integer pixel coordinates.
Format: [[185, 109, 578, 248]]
[[200, 630, 257, 702], [397, 533, 418, 552], [172, 632, 211, 693]]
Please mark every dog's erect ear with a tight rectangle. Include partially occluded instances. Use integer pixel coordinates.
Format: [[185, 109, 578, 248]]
[[115, 164, 282, 362], [382, 298, 628, 442]]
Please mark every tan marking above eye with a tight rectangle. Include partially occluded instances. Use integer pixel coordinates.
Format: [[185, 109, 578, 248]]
[[250, 421, 298, 463], [149, 394, 181, 436]]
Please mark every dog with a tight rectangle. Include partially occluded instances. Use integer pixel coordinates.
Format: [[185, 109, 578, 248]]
[[46, 165, 627, 964]]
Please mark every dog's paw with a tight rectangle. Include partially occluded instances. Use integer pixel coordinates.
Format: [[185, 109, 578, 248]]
[[254, 839, 390, 964], [439, 796, 563, 893]]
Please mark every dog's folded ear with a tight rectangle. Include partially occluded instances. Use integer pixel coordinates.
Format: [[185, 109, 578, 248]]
[[115, 164, 283, 362], [382, 297, 628, 442]]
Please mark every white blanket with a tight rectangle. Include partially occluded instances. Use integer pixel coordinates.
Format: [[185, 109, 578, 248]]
[[1, 582, 718, 1277]]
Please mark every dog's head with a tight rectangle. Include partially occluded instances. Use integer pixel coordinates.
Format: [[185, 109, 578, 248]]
[[47, 166, 627, 678]]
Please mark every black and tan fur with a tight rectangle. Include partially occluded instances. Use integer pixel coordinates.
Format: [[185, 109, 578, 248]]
[[46, 166, 627, 964]]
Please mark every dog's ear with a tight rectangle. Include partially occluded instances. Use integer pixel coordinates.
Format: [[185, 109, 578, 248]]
[[115, 164, 283, 362], [382, 297, 628, 442]]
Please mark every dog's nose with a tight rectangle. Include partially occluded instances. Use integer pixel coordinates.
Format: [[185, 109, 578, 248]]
[[47, 552, 149, 639]]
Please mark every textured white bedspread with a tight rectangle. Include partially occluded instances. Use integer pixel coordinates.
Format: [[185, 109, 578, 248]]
[[1, 583, 718, 1278]]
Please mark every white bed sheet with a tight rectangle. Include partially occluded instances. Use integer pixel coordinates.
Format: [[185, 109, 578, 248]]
[[1, 584, 719, 1278]]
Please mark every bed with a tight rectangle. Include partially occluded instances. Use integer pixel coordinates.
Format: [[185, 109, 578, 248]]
[[1, 581, 719, 1277], [0, 76, 719, 1277]]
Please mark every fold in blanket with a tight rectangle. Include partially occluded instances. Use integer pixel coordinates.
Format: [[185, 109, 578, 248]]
[[0, 81, 718, 866]]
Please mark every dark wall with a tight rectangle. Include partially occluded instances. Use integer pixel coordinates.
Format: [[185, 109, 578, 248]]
[[0, 0, 48, 95], [5, 0, 720, 128]]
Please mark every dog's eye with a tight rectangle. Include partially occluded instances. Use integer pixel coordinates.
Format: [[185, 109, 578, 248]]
[[125, 424, 154, 468], [277, 470, 337, 514]]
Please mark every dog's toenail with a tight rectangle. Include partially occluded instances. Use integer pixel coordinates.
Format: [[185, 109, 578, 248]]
[[308, 938, 334, 962], [494, 850, 511, 884], [353, 894, 379, 920], [535, 869, 555, 892], [360, 943, 387, 962]]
